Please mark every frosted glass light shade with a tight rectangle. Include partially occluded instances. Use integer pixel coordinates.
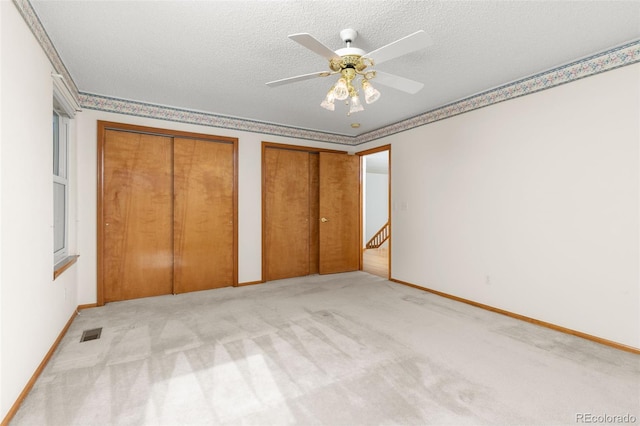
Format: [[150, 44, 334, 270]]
[[321, 98, 335, 111], [349, 94, 364, 114], [321, 89, 336, 111], [333, 78, 349, 100], [363, 80, 381, 104]]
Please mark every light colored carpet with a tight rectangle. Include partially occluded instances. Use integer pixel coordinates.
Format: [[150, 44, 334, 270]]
[[11, 272, 639, 425]]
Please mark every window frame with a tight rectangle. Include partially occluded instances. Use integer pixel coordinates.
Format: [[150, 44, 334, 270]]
[[53, 107, 69, 266], [52, 74, 80, 277]]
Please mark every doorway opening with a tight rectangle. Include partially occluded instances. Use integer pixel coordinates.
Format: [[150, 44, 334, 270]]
[[360, 146, 390, 278]]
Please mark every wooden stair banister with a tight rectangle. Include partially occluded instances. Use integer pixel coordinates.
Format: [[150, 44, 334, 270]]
[[366, 221, 389, 249]]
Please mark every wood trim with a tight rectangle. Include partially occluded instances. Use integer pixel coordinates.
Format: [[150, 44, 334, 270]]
[[231, 138, 239, 287], [261, 143, 267, 283], [77, 303, 98, 310], [262, 141, 346, 154], [357, 144, 391, 279], [356, 144, 391, 157], [237, 280, 265, 287], [96, 121, 238, 144], [359, 154, 363, 270], [1, 310, 77, 426], [53, 255, 79, 280], [261, 142, 350, 282], [97, 121, 239, 304], [390, 278, 640, 355], [97, 121, 106, 306], [387, 147, 392, 278]]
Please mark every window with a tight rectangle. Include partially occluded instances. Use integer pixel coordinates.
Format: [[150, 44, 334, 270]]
[[51, 74, 79, 275], [53, 108, 69, 265]]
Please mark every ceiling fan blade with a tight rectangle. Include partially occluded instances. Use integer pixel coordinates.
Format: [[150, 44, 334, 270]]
[[363, 30, 432, 65], [373, 71, 424, 94], [289, 33, 340, 61], [266, 71, 334, 87]]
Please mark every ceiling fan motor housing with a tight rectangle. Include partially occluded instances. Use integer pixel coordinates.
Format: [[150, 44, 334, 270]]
[[330, 53, 362, 70], [340, 28, 358, 44], [331, 30, 373, 75]]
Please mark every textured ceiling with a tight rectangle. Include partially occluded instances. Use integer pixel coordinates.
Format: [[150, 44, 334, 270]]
[[31, 1, 640, 138]]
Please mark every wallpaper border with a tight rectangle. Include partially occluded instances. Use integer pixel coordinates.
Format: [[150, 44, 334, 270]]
[[78, 93, 356, 145], [13, 0, 80, 96], [355, 40, 640, 144]]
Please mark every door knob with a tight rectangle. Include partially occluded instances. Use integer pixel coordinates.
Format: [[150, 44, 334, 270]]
[[321, 217, 329, 223]]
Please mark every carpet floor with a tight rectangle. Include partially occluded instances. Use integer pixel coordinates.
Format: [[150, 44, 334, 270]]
[[10, 272, 639, 425]]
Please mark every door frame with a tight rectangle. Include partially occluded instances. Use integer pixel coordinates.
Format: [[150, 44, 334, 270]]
[[357, 144, 391, 279], [97, 121, 239, 306], [261, 142, 350, 282]]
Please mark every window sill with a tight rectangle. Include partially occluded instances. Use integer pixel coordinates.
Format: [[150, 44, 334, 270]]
[[54, 255, 79, 280]]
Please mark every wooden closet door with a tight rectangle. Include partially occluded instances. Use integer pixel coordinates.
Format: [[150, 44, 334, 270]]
[[264, 148, 311, 280], [173, 138, 235, 293], [319, 152, 360, 274], [308, 153, 320, 274], [103, 130, 174, 302]]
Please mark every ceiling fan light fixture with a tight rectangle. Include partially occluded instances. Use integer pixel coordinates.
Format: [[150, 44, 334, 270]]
[[268, 28, 429, 119], [321, 89, 336, 111], [362, 80, 381, 104], [349, 94, 364, 114], [320, 99, 335, 111], [333, 78, 349, 100]]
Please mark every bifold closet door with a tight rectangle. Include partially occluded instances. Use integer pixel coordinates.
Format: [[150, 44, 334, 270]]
[[264, 148, 313, 280], [319, 152, 360, 274], [263, 147, 359, 280], [103, 130, 174, 302], [173, 138, 235, 293]]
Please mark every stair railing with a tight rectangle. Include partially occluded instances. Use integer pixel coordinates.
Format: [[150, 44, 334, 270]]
[[365, 221, 389, 249]]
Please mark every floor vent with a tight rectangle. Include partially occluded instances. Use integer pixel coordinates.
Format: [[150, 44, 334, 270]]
[[80, 328, 102, 342]]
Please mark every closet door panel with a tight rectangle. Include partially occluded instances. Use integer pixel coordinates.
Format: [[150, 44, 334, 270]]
[[173, 138, 235, 293], [319, 152, 360, 274], [264, 148, 310, 280], [103, 130, 174, 302], [308, 153, 320, 274]]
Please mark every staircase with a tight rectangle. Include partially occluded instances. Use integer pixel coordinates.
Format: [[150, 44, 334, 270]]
[[366, 221, 389, 249]]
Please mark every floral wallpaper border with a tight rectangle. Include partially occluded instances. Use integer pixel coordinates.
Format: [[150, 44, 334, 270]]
[[14, 0, 80, 97], [354, 40, 640, 144], [78, 93, 356, 145], [15, 0, 640, 146]]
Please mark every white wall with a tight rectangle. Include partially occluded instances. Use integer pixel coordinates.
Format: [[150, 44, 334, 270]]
[[366, 64, 640, 348], [0, 2, 79, 419], [365, 172, 388, 243], [74, 110, 350, 304]]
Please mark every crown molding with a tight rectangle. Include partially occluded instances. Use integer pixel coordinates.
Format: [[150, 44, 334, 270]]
[[16, 0, 640, 146]]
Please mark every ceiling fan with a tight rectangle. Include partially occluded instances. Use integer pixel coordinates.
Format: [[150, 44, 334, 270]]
[[266, 29, 432, 115]]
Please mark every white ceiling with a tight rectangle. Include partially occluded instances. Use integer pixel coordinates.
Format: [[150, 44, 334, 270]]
[[31, 1, 640, 138]]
